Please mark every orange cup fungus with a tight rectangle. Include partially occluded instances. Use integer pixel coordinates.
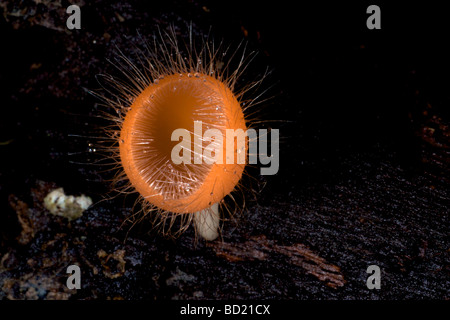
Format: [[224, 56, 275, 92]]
[[95, 28, 261, 240], [119, 73, 247, 214]]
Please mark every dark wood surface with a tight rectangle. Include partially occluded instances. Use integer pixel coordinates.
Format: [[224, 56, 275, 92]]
[[0, 1, 448, 300]]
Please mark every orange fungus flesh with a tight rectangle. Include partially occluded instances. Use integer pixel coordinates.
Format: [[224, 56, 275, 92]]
[[119, 73, 247, 213]]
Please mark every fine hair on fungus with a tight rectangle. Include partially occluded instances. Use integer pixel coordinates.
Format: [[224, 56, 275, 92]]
[[91, 26, 270, 240]]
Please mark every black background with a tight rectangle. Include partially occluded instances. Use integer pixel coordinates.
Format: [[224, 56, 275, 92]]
[[0, 0, 448, 304]]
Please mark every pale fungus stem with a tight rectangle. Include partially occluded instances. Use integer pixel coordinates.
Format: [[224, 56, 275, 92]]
[[193, 202, 220, 241]]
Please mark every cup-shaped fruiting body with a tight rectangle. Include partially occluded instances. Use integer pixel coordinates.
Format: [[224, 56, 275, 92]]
[[119, 73, 247, 214], [93, 28, 264, 240]]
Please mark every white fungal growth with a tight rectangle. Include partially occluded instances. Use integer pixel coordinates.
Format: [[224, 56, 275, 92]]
[[193, 203, 220, 241], [43, 188, 92, 221]]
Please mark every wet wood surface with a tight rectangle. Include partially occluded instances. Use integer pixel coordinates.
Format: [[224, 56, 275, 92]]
[[0, 1, 448, 300]]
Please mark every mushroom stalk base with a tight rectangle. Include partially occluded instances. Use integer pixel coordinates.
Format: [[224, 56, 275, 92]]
[[193, 203, 220, 241]]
